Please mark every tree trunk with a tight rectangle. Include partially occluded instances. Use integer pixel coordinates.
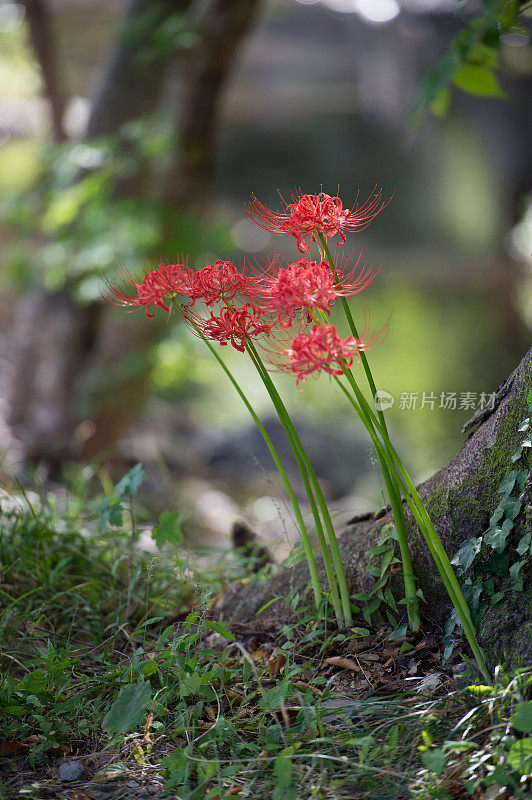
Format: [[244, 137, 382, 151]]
[[159, 0, 262, 211], [6, 0, 263, 468], [215, 349, 532, 670], [22, 0, 67, 142]]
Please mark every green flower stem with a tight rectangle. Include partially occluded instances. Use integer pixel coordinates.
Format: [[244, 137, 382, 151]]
[[243, 343, 344, 625], [316, 236, 420, 630], [318, 234, 388, 433], [309, 306, 420, 629], [334, 376, 490, 681], [177, 307, 322, 611], [246, 339, 352, 626]]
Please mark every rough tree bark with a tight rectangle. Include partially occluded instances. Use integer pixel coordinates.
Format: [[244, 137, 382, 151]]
[[215, 349, 532, 670]]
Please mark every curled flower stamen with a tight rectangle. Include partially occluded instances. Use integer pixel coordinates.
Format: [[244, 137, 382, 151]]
[[245, 250, 381, 328], [262, 315, 388, 389], [183, 303, 271, 353], [188, 260, 250, 307], [104, 262, 194, 318], [244, 188, 390, 253]]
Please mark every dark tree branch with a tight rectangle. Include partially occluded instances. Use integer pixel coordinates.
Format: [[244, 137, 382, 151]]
[[22, 0, 67, 142]]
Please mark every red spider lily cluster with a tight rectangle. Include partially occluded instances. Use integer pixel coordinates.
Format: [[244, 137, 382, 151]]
[[105, 189, 388, 385], [243, 188, 389, 252]]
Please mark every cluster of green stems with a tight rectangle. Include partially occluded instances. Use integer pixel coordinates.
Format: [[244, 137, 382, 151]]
[[175, 234, 490, 683]]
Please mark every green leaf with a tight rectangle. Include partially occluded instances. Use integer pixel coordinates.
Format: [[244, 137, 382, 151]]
[[453, 63, 506, 98], [516, 470, 529, 491], [489, 504, 505, 527], [511, 702, 532, 734], [507, 737, 532, 774], [273, 755, 296, 800], [204, 620, 235, 641], [351, 627, 370, 636], [388, 624, 408, 641], [180, 671, 202, 698], [516, 532, 531, 556], [152, 510, 184, 549], [509, 559, 526, 581], [451, 537, 482, 573], [430, 88, 452, 118], [96, 498, 123, 533], [500, 497, 521, 521], [421, 748, 447, 775], [518, 418, 530, 432], [498, 471, 518, 495], [114, 463, 147, 498], [102, 682, 151, 734], [259, 676, 290, 712], [484, 518, 513, 552]]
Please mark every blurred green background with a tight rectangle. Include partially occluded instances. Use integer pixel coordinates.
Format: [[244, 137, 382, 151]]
[[0, 0, 531, 538]]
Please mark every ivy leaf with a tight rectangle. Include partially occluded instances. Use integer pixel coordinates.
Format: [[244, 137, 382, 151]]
[[516, 470, 529, 491], [516, 532, 532, 556], [509, 559, 526, 581], [489, 504, 505, 527], [151, 510, 184, 549], [114, 463, 147, 498], [451, 537, 482, 573], [500, 497, 521, 521], [102, 682, 151, 734], [484, 518, 513, 552], [498, 471, 518, 496]]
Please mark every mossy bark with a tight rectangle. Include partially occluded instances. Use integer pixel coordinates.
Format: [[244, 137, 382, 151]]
[[215, 349, 532, 669]]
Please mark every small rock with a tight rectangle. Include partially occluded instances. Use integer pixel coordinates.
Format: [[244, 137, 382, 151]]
[[126, 779, 140, 788], [58, 760, 85, 782], [87, 790, 114, 800]]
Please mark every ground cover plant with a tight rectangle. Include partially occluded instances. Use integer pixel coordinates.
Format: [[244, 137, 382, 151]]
[[1, 467, 531, 799], [106, 187, 494, 679]]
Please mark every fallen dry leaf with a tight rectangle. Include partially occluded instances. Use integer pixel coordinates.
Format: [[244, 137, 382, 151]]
[[324, 656, 361, 673], [268, 651, 286, 677], [223, 786, 244, 796], [0, 741, 27, 757], [293, 680, 323, 696], [251, 649, 268, 662]]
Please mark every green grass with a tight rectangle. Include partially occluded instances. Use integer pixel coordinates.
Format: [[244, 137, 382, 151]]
[[1, 474, 531, 799]]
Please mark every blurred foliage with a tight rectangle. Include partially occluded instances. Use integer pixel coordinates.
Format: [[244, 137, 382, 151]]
[[0, 116, 233, 302], [409, 0, 531, 123]]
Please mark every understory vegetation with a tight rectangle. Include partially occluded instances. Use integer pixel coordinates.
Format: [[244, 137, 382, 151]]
[[1, 470, 531, 799]]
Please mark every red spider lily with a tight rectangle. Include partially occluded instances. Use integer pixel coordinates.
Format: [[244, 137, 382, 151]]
[[104, 262, 194, 317], [187, 260, 250, 307], [245, 251, 380, 328], [264, 311, 388, 388], [243, 189, 390, 253], [183, 303, 272, 353]]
